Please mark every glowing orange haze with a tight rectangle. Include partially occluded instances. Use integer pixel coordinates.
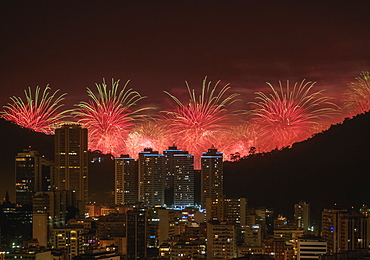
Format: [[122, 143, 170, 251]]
[[2, 74, 369, 167]]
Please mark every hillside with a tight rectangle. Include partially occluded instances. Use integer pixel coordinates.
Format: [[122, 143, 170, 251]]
[[1, 112, 370, 224], [224, 112, 370, 224]]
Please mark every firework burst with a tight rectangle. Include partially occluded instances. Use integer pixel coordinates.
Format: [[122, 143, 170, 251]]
[[342, 71, 370, 117], [126, 120, 169, 158], [250, 80, 337, 151], [1, 85, 68, 134], [73, 79, 149, 156], [162, 77, 241, 167], [217, 122, 262, 159]]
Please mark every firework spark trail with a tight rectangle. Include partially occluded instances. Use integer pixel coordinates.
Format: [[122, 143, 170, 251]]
[[250, 80, 338, 151], [1, 85, 68, 134], [126, 120, 169, 158], [342, 71, 370, 117], [162, 77, 241, 167], [73, 79, 150, 156], [217, 123, 262, 159]]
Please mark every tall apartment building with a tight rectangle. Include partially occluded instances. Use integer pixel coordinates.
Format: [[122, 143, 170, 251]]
[[32, 190, 76, 247], [163, 145, 185, 206], [207, 221, 236, 260], [51, 226, 85, 259], [138, 148, 165, 207], [157, 208, 176, 246], [322, 208, 368, 254], [126, 209, 147, 260], [54, 124, 88, 209], [114, 155, 137, 205], [163, 145, 195, 208], [15, 148, 53, 207], [201, 147, 223, 208], [205, 196, 248, 226], [294, 201, 310, 230]]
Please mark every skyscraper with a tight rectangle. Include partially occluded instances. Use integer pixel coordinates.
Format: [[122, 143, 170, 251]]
[[294, 201, 310, 230], [126, 208, 147, 260], [15, 148, 53, 207], [201, 147, 223, 208], [54, 124, 88, 207], [322, 208, 368, 254], [163, 145, 194, 208], [32, 190, 76, 247], [207, 221, 236, 260], [114, 154, 137, 205], [138, 148, 165, 207], [205, 196, 248, 226]]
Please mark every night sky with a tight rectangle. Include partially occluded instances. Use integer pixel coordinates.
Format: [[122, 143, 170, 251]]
[[1, 1, 370, 214], [1, 1, 370, 111]]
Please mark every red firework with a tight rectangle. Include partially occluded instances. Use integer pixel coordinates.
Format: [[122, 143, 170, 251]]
[[250, 80, 337, 151], [126, 120, 169, 158], [217, 123, 262, 159], [162, 77, 240, 167], [342, 71, 370, 117], [1, 85, 68, 134], [73, 79, 149, 156]]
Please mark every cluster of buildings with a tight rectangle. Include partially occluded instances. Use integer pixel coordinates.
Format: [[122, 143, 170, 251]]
[[0, 124, 369, 260]]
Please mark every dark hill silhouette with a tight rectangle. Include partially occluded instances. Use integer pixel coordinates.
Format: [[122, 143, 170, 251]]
[[224, 112, 370, 225], [0, 118, 54, 200], [1, 112, 370, 224]]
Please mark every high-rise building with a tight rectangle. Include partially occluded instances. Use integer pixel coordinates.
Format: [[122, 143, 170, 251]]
[[0, 196, 33, 248], [294, 201, 310, 230], [96, 213, 126, 239], [157, 208, 176, 246], [15, 148, 53, 207], [32, 190, 76, 247], [163, 145, 195, 208], [207, 221, 236, 260], [201, 147, 223, 208], [114, 155, 137, 205], [126, 208, 147, 260], [138, 148, 165, 207], [51, 226, 85, 259], [322, 208, 368, 254], [163, 145, 185, 205], [205, 196, 248, 226], [54, 124, 88, 208]]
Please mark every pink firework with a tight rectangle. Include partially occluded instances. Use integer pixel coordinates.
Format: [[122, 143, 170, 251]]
[[342, 71, 370, 117], [1, 85, 68, 134], [73, 79, 149, 156], [162, 77, 240, 167], [217, 123, 262, 159], [126, 120, 169, 158], [250, 80, 337, 151]]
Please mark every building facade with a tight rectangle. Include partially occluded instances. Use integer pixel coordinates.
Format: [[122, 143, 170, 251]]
[[15, 148, 53, 207], [297, 239, 327, 260], [207, 221, 236, 260], [201, 147, 223, 208], [126, 209, 147, 260], [114, 155, 137, 205], [322, 208, 368, 254], [294, 201, 310, 230], [54, 124, 88, 208], [138, 148, 165, 207]]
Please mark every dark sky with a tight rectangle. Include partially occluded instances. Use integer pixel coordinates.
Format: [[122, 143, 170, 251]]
[[1, 1, 370, 111]]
